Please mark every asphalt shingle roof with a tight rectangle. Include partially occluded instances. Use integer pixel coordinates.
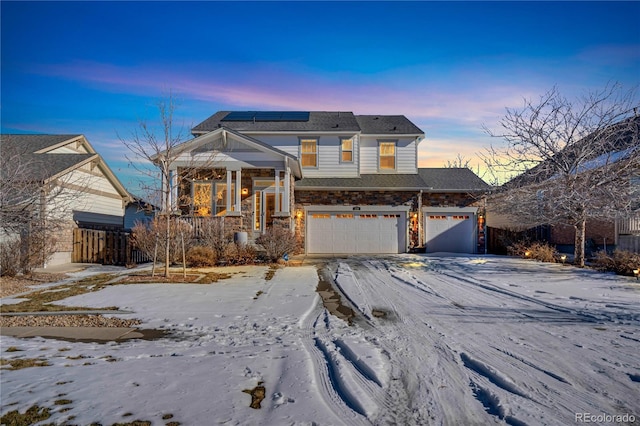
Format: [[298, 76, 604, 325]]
[[296, 169, 489, 191], [1, 134, 97, 182], [418, 168, 491, 191], [296, 174, 428, 190], [193, 111, 361, 133], [355, 115, 423, 135], [1, 134, 83, 153], [192, 111, 424, 135]]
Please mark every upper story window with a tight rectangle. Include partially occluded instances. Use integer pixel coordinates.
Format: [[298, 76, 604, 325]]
[[379, 141, 396, 170], [300, 138, 318, 168], [341, 138, 353, 163]]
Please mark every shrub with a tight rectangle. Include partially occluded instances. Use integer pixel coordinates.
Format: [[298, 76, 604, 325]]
[[186, 246, 217, 267], [197, 217, 231, 260], [131, 217, 194, 264], [508, 241, 558, 263], [224, 242, 258, 265], [1, 238, 20, 277], [255, 225, 298, 262], [593, 250, 640, 276], [1, 229, 57, 276]]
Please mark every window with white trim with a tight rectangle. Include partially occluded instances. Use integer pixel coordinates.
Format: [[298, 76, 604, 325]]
[[379, 142, 396, 170], [341, 138, 353, 162], [300, 139, 318, 168]]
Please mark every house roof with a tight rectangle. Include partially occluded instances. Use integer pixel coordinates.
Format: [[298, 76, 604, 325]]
[[505, 115, 640, 188], [418, 168, 491, 192], [296, 174, 428, 190], [296, 169, 489, 192], [355, 115, 423, 135], [191, 111, 424, 135], [193, 111, 360, 134]]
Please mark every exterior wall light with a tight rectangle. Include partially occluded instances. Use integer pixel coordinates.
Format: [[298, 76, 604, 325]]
[[296, 210, 303, 219], [241, 188, 249, 195]]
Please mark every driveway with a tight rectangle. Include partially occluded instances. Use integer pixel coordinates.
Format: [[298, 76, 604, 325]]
[[317, 255, 640, 425]]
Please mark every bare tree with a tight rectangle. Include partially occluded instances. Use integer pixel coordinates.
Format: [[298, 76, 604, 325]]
[[443, 153, 499, 186], [121, 92, 220, 277], [443, 153, 473, 169], [483, 83, 639, 266]]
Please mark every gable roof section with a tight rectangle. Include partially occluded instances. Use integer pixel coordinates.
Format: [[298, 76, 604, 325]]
[[418, 168, 491, 192], [355, 115, 423, 135], [193, 111, 361, 134], [154, 127, 302, 178], [1, 134, 130, 199]]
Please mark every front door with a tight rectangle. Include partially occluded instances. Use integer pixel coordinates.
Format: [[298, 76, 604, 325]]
[[254, 190, 277, 233], [265, 193, 275, 227]]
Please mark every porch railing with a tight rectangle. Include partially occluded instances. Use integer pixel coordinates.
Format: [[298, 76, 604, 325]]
[[178, 216, 227, 238], [617, 214, 640, 235]]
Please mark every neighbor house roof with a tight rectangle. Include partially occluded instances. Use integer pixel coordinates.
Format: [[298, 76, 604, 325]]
[[1, 134, 94, 154], [192, 111, 424, 135], [0, 134, 130, 199]]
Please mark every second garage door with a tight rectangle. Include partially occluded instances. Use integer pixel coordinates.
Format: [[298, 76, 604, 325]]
[[425, 213, 476, 253], [307, 211, 405, 254]]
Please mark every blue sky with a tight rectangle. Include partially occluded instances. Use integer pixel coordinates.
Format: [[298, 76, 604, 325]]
[[2, 1, 639, 193]]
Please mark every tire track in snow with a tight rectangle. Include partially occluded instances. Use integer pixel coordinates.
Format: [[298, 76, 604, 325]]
[[348, 259, 484, 424], [297, 293, 369, 425]]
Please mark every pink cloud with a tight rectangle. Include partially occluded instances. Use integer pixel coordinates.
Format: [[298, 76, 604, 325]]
[[37, 60, 536, 127]]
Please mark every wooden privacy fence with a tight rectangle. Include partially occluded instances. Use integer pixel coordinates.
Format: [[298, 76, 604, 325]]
[[72, 228, 150, 265]]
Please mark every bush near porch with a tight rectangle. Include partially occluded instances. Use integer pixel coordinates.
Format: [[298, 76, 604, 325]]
[[132, 218, 295, 266]]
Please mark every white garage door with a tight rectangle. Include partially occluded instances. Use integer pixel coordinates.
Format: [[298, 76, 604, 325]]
[[425, 213, 475, 253], [307, 212, 405, 254]]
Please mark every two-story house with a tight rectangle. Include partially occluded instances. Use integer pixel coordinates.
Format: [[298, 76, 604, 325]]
[[161, 111, 489, 254]]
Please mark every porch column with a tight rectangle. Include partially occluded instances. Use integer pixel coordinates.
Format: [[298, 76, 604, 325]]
[[226, 169, 232, 215], [283, 168, 290, 214], [274, 170, 280, 214], [234, 169, 242, 212]]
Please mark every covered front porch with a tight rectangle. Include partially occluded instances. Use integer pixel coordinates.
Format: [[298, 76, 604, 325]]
[[161, 127, 301, 240]]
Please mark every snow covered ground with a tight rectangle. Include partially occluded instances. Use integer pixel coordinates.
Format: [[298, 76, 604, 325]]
[[1, 255, 639, 425]]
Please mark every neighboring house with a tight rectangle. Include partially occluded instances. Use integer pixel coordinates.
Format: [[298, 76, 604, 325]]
[[486, 115, 640, 254], [0, 134, 130, 266], [157, 111, 489, 254], [124, 196, 158, 231]]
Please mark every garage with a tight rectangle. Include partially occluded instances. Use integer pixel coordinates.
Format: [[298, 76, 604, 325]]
[[306, 210, 406, 254], [424, 209, 477, 253]]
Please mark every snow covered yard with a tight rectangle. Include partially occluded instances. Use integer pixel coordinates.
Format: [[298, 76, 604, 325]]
[[1, 256, 639, 425]]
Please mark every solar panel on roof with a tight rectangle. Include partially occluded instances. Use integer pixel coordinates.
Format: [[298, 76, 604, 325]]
[[281, 112, 310, 121], [221, 111, 310, 122], [222, 111, 257, 121], [255, 112, 283, 121]]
